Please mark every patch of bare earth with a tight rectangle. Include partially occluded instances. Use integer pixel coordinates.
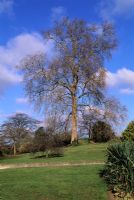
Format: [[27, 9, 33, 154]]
[[0, 161, 104, 170], [108, 191, 115, 200]]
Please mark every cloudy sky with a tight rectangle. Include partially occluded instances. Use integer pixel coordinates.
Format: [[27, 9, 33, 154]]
[[0, 0, 134, 126]]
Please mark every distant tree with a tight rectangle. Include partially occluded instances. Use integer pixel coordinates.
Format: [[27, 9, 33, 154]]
[[18, 18, 117, 144], [92, 121, 115, 143], [44, 111, 66, 135], [80, 107, 100, 140], [122, 121, 134, 141], [0, 113, 40, 155], [80, 97, 127, 140], [102, 97, 127, 128]]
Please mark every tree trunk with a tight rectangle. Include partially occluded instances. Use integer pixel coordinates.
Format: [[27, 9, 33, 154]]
[[13, 142, 16, 155], [71, 94, 78, 144], [88, 125, 93, 143]]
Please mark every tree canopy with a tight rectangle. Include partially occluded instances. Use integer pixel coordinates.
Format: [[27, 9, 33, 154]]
[[0, 113, 40, 155], [18, 18, 117, 143], [92, 121, 115, 142]]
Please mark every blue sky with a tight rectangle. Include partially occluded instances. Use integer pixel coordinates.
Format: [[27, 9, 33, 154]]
[[0, 0, 134, 128]]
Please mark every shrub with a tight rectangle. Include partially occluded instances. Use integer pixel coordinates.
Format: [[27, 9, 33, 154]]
[[30, 127, 64, 158], [57, 132, 71, 146], [108, 136, 121, 144], [100, 142, 134, 199], [122, 121, 134, 141], [18, 141, 32, 153], [18, 136, 33, 153], [0, 150, 3, 157], [92, 121, 115, 143], [1, 145, 13, 155]]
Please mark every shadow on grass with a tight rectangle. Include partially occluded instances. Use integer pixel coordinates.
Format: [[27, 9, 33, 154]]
[[31, 153, 64, 159]]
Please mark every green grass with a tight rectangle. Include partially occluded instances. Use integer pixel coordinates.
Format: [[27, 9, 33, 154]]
[[0, 166, 107, 200], [0, 142, 108, 200], [0, 142, 108, 164]]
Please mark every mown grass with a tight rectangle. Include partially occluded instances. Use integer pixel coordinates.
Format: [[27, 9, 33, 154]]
[[0, 142, 108, 164], [0, 142, 108, 200], [0, 166, 107, 200]]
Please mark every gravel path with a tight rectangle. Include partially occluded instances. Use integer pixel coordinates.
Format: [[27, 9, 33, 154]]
[[0, 161, 104, 170]]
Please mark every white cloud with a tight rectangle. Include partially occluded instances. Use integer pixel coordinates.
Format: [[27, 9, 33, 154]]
[[106, 68, 134, 95], [0, 32, 55, 95], [16, 97, 28, 104], [114, 0, 134, 14], [0, 33, 53, 66], [51, 6, 66, 21], [120, 88, 134, 94], [0, 0, 14, 16], [99, 0, 134, 20], [106, 68, 134, 86], [0, 66, 22, 95]]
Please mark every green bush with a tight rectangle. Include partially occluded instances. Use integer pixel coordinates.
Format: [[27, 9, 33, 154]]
[[92, 121, 115, 143], [122, 121, 134, 141], [108, 136, 121, 144], [100, 142, 134, 199]]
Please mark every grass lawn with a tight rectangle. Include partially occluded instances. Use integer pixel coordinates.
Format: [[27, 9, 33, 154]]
[[0, 166, 107, 200], [0, 142, 108, 200], [0, 142, 108, 164]]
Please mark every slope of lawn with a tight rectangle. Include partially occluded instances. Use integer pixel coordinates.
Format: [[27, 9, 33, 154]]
[[0, 142, 108, 164], [0, 165, 107, 200]]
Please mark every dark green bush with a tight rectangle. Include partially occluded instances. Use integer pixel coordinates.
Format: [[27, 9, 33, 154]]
[[92, 121, 115, 143], [59, 132, 71, 146], [100, 142, 134, 198]]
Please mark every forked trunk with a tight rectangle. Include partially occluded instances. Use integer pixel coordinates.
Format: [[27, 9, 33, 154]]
[[71, 95, 78, 144]]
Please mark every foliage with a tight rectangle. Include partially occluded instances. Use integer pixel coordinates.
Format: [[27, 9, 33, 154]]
[[30, 127, 63, 157], [100, 142, 134, 199], [108, 136, 121, 144], [92, 121, 115, 142], [122, 121, 134, 141], [58, 132, 71, 146], [0, 145, 13, 155], [18, 136, 33, 153]]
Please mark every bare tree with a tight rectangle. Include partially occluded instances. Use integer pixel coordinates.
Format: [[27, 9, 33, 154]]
[[18, 18, 117, 144], [102, 97, 127, 128], [80, 106, 101, 140], [80, 97, 127, 140], [0, 113, 40, 155]]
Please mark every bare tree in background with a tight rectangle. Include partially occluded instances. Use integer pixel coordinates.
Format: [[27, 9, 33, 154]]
[[102, 97, 127, 128], [0, 113, 40, 155], [18, 18, 117, 144], [80, 97, 127, 140]]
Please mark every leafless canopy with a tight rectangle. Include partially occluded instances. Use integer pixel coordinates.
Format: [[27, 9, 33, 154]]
[[80, 97, 127, 139], [19, 18, 117, 143], [0, 113, 40, 154]]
